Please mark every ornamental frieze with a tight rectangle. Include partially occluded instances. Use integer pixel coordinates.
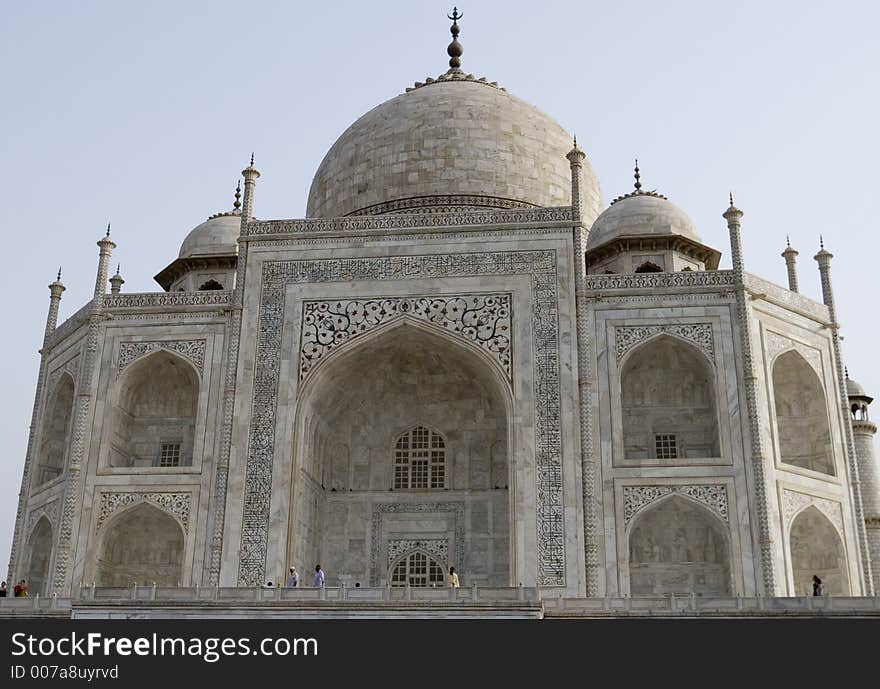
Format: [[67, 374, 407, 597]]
[[387, 539, 449, 566], [623, 484, 729, 526], [764, 331, 822, 376], [615, 323, 715, 364], [27, 498, 60, 536], [117, 340, 206, 376], [781, 489, 843, 536], [95, 492, 191, 533], [300, 294, 512, 381]]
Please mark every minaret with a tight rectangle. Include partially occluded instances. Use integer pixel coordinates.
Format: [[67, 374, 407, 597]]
[[725, 194, 776, 595], [815, 239, 875, 593], [7, 269, 67, 585], [207, 156, 259, 585], [567, 138, 598, 595], [782, 236, 799, 292], [108, 265, 124, 294], [94, 224, 116, 299], [846, 372, 880, 594]]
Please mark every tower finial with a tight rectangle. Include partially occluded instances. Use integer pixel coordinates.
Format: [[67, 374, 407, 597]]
[[633, 158, 641, 192], [250, 152, 254, 167], [115, 263, 120, 276], [846, 366, 850, 379], [729, 191, 734, 207], [57, 267, 62, 281], [233, 180, 242, 211], [786, 234, 791, 248], [820, 234, 825, 249], [447, 7, 463, 72], [573, 134, 577, 148], [106, 222, 111, 237]]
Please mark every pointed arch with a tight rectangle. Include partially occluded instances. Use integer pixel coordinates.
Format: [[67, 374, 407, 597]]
[[287, 318, 513, 587], [772, 350, 833, 475], [628, 494, 732, 595], [635, 261, 663, 273], [789, 505, 849, 595], [95, 502, 185, 587], [34, 372, 75, 487], [620, 334, 719, 460], [107, 349, 199, 468], [388, 550, 447, 587], [25, 516, 53, 596]]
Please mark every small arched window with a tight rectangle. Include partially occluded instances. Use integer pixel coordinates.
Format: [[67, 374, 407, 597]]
[[199, 279, 223, 290], [635, 261, 663, 273], [394, 426, 445, 489], [390, 552, 445, 587]]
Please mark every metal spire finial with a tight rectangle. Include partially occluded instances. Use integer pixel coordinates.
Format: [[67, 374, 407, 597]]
[[106, 222, 111, 237], [786, 235, 791, 248], [729, 191, 734, 207], [447, 7, 463, 71], [250, 152, 254, 167], [233, 180, 242, 211], [573, 134, 577, 148], [634, 158, 642, 192], [846, 366, 850, 379], [820, 234, 825, 249], [57, 267, 62, 281], [115, 263, 121, 276]]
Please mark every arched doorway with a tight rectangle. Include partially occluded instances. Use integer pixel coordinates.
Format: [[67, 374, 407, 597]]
[[389, 551, 446, 587], [25, 517, 53, 596], [620, 336, 719, 460], [96, 503, 185, 586], [772, 351, 833, 474], [108, 351, 199, 468], [789, 506, 849, 595], [628, 495, 731, 595], [34, 374, 75, 487], [291, 321, 512, 587]]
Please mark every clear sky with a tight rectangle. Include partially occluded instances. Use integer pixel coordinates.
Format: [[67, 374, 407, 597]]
[[2, 0, 878, 573]]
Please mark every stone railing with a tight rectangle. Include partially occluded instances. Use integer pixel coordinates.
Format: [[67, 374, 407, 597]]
[[542, 594, 880, 615], [102, 290, 232, 310], [583, 269, 736, 292], [244, 206, 574, 237]]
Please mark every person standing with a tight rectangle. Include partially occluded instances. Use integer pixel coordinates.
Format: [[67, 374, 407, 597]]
[[286, 567, 299, 588], [812, 575, 824, 596], [0, 581, 7, 597], [448, 566, 460, 588], [314, 564, 325, 588]]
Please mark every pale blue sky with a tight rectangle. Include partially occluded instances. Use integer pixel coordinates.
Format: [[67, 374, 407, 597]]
[[2, 1, 878, 571]]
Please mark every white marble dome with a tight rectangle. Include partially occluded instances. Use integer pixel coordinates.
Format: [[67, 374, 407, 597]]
[[178, 212, 241, 259], [847, 376, 869, 398], [587, 192, 701, 250], [307, 79, 603, 221]]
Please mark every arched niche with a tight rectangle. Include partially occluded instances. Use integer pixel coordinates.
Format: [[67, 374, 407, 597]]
[[628, 495, 731, 595], [789, 506, 849, 595], [34, 374, 75, 487], [620, 335, 719, 460], [291, 320, 511, 587], [635, 261, 663, 273], [25, 517, 53, 596], [772, 351, 834, 475], [389, 550, 446, 587], [108, 351, 199, 468], [96, 502, 185, 586]]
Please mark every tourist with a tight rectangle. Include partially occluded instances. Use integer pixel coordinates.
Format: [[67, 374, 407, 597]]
[[314, 564, 324, 588], [264, 581, 273, 589], [812, 575, 824, 596], [0, 581, 7, 597], [286, 567, 298, 588], [448, 566, 460, 588]]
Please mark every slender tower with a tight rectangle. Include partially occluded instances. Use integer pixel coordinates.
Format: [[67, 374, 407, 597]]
[[815, 240, 874, 593], [725, 194, 777, 594], [7, 270, 66, 585], [846, 373, 879, 593], [108, 264, 124, 294], [782, 236, 799, 292]]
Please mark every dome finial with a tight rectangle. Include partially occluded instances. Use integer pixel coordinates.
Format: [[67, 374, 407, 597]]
[[820, 234, 825, 249], [57, 267, 62, 281], [250, 152, 255, 167], [233, 180, 242, 211], [106, 222, 111, 237], [634, 158, 642, 192], [846, 366, 850, 379], [786, 234, 791, 248], [447, 7, 463, 72]]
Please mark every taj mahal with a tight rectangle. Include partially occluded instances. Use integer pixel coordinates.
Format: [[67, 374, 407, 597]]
[[5, 11, 880, 617]]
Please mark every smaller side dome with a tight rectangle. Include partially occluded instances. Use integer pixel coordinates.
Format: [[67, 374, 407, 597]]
[[587, 193, 701, 250], [178, 212, 241, 259], [846, 375, 870, 400]]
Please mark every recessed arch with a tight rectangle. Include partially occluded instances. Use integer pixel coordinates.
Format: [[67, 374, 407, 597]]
[[95, 502, 185, 586], [288, 318, 513, 587], [198, 279, 224, 290], [635, 261, 663, 273], [34, 373, 75, 487], [389, 549, 447, 587], [628, 494, 731, 595], [789, 505, 849, 595], [107, 349, 199, 468], [772, 350, 834, 475], [620, 334, 719, 460], [25, 517, 53, 596]]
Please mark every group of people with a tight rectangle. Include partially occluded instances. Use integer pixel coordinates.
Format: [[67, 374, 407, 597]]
[[0, 580, 29, 597], [263, 565, 462, 589]]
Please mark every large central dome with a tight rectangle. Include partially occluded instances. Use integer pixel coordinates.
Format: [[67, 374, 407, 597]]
[[306, 77, 603, 221]]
